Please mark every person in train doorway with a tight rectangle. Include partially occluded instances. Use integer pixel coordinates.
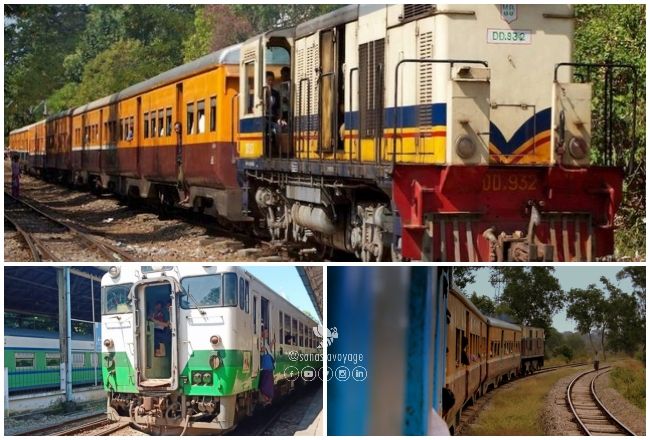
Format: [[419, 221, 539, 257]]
[[11, 154, 21, 198], [593, 350, 600, 371], [279, 66, 291, 123], [264, 71, 282, 157], [259, 325, 275, 404], [150, 301, 170, 357]]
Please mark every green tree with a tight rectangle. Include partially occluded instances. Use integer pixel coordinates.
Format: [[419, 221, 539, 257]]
[[468, 292, 496, 316], [452, 267, 478, 291], [566, 284, 608, 355], [616, 266, 646, 316], [600, 276, 644, 355], [488, 267, 564, 331], [553, 344, 574, 363], [5, 5, 87, 131], [75, 39, 170, 104], [575, 5, 646, 259]]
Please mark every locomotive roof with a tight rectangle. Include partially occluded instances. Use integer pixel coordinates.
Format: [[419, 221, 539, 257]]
[[295, 4, 360, 38], [73, 43, 241, 116], [485, 316, 522, 332]]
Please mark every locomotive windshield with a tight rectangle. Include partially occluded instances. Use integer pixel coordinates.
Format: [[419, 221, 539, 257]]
[[180, 273, 238, 309], [102, 283, 133, 314]]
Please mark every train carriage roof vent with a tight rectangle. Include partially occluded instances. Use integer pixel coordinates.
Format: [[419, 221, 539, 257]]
[[401, 4, 435, 21]]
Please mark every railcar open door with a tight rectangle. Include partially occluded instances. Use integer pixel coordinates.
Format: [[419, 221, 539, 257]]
[[131, 276, 179, 391], [239, 37, 264, 159]]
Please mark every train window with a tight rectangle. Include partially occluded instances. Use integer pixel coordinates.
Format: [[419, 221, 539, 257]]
[[253, 296, 257, 334], [150, 113, 156, 138], [186, 103, 195, 135], [299, 322, 303, 347], [284, 314, 291, 343], [103, 283, 133, 314], [223, 273, 238, 307], [239, 278, 245, 310], [128, 117, 134, 141], [15, 352, 34, 369], [72, 352, 85, 368], [210, 97, 216, 132], [103, 122, 108, 142], [197, 100, 205, 134], [245, 61, 255, 114], [244, 280, 250, 313], [144, 113, 149, 138], [292, 318, 298, 345], [180, 274, 222, 308], [166, 108, 172, 136], [158, 110, 164, 137]]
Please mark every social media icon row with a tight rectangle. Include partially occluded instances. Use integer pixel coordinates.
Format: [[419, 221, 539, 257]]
[[283, 366, 322, 382], [326, 366, 367, 382]]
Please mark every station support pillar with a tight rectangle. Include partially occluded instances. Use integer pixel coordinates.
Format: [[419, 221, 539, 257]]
[[57, 267, 72, 401]]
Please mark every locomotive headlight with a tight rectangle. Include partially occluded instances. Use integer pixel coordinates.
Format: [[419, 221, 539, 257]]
[[456, 135, 476, 159], [103, 339, 114, 348], [108, 266, 120, 278], [567, 136, 588, 160], [210, 335, 221, 345], [202, 372, 213, 385], [192, 372, 202, 385], [209, 355, 221, 369]]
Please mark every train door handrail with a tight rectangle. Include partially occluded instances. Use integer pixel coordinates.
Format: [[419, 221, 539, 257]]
[[297, 77, 312, 156], [391, 59, 488, 167], [348, 67, 359, 163]]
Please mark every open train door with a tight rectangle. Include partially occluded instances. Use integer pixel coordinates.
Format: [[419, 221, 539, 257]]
[[131, 276, 179, 391], [239, 29, 295, 160], [239, 36, 264, 159]]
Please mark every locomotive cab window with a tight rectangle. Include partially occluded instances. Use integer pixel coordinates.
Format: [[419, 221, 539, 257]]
[[103, 283, 134, 314], [180, 274, 222, 308], [223, 272, 238, 307]]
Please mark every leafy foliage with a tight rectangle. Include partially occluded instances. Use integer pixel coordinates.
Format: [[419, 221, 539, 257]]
[[488, 267, 564, 330], [574, 5, 646, 259], [468, 292, 496, 316]]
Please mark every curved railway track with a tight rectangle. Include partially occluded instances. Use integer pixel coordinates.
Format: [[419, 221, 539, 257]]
[[567, 367, 636, 436], [455, 362, 590, 435], [4, 192, 133, 262]]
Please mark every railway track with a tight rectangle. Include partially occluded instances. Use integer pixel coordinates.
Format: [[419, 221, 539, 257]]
[[4, 192, 133, 262], [567, 367, 636, 436], [16, 413, 107, 436], [455, 362, 590, 435]]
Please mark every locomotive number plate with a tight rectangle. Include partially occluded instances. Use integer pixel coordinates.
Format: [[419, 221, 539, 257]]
[[487, 29, 532, 44], [482, 174, 537, 191]]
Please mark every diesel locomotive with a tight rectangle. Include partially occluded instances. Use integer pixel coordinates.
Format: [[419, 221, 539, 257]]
[[9, 5, 632, 262]]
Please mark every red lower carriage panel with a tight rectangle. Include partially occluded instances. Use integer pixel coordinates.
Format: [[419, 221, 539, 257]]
[[393, 165, 623, 262]]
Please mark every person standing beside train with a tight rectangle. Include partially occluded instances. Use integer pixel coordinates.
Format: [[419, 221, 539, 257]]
[[259, 325, 275, 404], [593, 350, 600, 370], [11, 154, 21, 198]]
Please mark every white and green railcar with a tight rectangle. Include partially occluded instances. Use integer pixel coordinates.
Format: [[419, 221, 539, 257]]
[[101, 266, 320, 434]]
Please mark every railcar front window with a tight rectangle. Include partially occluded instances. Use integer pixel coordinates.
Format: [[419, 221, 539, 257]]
[[102, 283, 133, 314], [223, 273, 238, 307], [180, 274, 222, 308]]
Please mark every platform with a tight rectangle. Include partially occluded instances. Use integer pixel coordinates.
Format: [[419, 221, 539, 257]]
[[294, 386, 323, 436]]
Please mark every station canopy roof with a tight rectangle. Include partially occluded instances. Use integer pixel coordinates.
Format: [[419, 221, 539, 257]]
[[297, 267, 323, 321], [4, 266, 106, 323]]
